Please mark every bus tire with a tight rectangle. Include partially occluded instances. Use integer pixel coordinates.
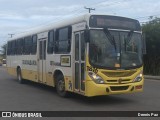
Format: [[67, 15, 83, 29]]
[[17, 68, 25, 84], [56, 74, 68, 97]]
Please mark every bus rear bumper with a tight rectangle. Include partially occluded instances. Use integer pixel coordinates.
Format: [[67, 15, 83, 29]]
[[85, 79, 144, 97]]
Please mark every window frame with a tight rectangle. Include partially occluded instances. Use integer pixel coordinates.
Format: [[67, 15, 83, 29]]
[[55, 26, 72, 54], [31, 35, 37, 55], [24, 36, 32, 55], [47, 30, 55, 54], [16, 38, 24, 55]]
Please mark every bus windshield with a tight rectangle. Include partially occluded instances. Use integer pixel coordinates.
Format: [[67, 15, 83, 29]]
[[89, 29, 142, 69]]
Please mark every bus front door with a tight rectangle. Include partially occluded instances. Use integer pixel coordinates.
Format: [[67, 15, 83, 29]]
[[38, 39, 47, 84], [74, 32, 85, 92]]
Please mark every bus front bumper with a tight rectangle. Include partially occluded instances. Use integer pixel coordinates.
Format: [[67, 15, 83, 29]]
[[85, 79, 144, 97]]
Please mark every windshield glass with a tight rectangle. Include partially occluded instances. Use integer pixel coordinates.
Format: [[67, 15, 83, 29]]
[[89, 29, 142, 69]]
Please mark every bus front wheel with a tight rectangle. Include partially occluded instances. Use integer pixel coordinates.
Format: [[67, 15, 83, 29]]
[[17, 68, 25, 84], [56, 75, 68, 97]]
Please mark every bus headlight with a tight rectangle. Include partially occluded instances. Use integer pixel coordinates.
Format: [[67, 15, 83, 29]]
[[133, 72, 143, 82], [88, 71, 105, 84]]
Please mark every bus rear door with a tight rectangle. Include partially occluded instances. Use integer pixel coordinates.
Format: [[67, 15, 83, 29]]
[[38, 32, 47, 84]]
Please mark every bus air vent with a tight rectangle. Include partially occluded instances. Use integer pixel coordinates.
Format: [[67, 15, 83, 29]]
[[102, 71, 136, 77], [106, 79, 131, 84], [110, 86, 129, 91]]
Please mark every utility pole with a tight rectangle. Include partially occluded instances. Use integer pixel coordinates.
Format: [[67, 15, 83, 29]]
[[8, 34, 14, 38], [84, 6, 95, 13]]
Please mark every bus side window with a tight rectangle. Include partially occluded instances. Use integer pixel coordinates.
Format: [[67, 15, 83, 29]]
[[11, 40, 16, 55], [81, 32, 85, 61], [7, 41, 11, 55], [24, 36, 32, 55], [17, 39, 20, 55], [55, 26, 72, 53], [47, 30, 54, 54], [32, 35, 37, 55], [17, 39, 23, 55]]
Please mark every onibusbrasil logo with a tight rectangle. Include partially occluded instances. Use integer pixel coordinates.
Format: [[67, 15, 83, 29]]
[[1, 112, 42, 118]]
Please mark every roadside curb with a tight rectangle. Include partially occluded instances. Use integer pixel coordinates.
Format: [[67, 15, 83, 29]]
[[144, 75, 160, 80]]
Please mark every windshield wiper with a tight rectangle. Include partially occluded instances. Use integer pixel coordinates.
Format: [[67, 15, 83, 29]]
[[126, 30, 134, 44], [124, 30, 134, 52], [103, 27, 116, 50]]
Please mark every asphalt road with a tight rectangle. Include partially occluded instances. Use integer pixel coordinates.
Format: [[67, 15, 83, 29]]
[[0, 66, 160, 120]]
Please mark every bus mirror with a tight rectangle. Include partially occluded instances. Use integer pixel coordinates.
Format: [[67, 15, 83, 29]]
[[142, 33, 146, 54], [84, 30, 90, 42]]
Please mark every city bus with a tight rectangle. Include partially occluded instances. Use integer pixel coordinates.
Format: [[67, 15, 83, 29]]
[[6, 14, 146, 97]]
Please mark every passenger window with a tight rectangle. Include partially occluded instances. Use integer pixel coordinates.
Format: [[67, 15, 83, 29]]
[[75, 34, 79, 61], [7, 41, 11, 55], [24, 36, 32, 55], [11, 40, 16, 55], [47, 30, 54, 54], [17, 38, 24, 55], [55, 26, 72, 53], [32, 35, 37, 54]]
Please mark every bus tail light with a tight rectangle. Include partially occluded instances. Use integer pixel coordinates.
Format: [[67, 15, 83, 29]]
[[135, 85, 142, 89]]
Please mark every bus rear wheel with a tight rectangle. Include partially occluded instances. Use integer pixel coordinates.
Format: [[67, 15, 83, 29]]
[[56, 75, 68, 97], [17, 68, 25, 84]]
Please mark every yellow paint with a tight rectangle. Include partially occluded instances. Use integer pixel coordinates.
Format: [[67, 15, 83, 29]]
[[21, 69, 38, 82], [84, 55, 144, 97], [7, 53, 144, 97], [85, 78, 144, 97], [38, 72, 47, 83], [7, 67, 55, 87], [64, 76, 73, 92], [115, 63, 120, 68], [46, 73, 54, 87], [61, 58, 69, 64]]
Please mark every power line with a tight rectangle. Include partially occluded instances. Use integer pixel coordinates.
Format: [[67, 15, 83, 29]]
[[93, 0, 129, 8], [10, 0, 133, 35], [12, 0, 120, 34], [0, 36, 7, 38], [8, 34, 14, 38], [13, 1, 108, 34], [135, 14, 160, 19]]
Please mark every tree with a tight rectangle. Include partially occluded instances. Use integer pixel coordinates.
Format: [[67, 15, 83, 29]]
[[142, 17, 160, 75], [0, 44, 7, 59]]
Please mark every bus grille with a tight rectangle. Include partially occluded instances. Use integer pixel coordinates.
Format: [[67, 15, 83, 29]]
[[106, 79, 131, 84], [110, 86, 129, 91], [102, 71, 136, 77]]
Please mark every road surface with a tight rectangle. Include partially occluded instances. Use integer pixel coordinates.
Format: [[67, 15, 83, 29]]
[[0, 66, 159, 120]]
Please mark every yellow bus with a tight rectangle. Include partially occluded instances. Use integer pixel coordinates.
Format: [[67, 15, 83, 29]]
[[6, 14, 146, 97]]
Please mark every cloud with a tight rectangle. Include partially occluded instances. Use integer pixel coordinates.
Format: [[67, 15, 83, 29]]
[[1, 0, 160, 46], [29, 5, 82, 14], [92, 0, 160, 20]]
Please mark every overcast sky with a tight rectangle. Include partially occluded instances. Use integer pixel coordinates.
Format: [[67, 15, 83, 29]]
[[0, 0, 160, 47]]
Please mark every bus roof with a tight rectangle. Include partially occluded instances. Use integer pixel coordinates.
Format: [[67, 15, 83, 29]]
[[8, 14, 90, 41], [8, 13, 140, 41]]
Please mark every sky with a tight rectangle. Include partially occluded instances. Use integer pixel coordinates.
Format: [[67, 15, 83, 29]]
[[0, 0, 160, 48]]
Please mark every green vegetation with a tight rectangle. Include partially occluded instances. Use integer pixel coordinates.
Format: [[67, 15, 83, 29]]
[[0, 44, 6, 59], [0, 44, 6, 65], [142, 17, 160, 75]]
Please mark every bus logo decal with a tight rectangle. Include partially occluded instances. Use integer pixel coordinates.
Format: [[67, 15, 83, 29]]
[[60, 55, 71, 67], [22, 60, 37, 65], [87, 66, 98, 74], [69, 81, 72, 90]]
